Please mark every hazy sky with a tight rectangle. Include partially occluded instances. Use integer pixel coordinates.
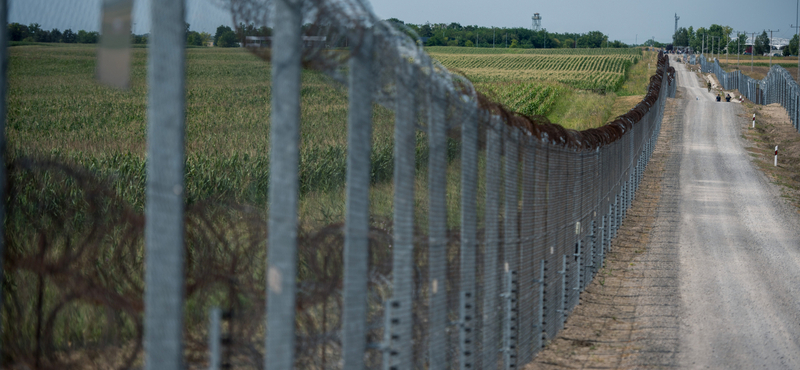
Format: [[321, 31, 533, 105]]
[[10, 0, 800, 43]]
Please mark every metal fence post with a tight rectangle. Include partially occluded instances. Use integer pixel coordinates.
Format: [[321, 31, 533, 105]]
[[481, 115, 502, 370], [386, 58, 417, 370], [208, 308, 222, 370], [460, 104, 478, 370], [265, 0, 303, 368], [0, 0, 7, 357], [518, 134, 536, 364], [342, 30, 374, 370], [144, 0, 186, 369], [427, 79, 447, 370], [503, 128, 520, 369]]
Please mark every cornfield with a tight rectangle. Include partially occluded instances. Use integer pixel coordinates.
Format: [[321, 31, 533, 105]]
[[431, 51, 640, 92]]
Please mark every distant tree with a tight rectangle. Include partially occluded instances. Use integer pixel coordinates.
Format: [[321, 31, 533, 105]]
[[62, 29, 77, 43], [217, 30, 238, 47], [563, 38, 575, 48], [8, 23, 29, 41], [673, 27, 689, 47], [27, 23, 41, 36], [187, 31, 202, 46], [214, 25, 234, 46], [132, 33, 148, 44], [448, 22, 462, 30], [420, 23, 433, 37], [199, 32, 212, 46], [386, 18, 404, 27], [425, 34, 444, 46], [77, 30, 99, 43], [578, 31, 605, 48], [784, 34, 799, 56], [49, 28, 62, 43], [755, 31, 770, 55], [509, 39, 520, 48], [464, 39, 474, 47]]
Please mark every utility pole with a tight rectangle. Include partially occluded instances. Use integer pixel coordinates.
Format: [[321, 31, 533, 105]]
[[725, 32, 729, 66], [793, 22, 800, 79], [795, 0, 799, 80], [752, 32, 756, 72], [493, 27, 495, 48], [674, 13, 680, 47], [735, 30, 745, 69], [701, 33, 705, 55], [766, 29, 779, 68]]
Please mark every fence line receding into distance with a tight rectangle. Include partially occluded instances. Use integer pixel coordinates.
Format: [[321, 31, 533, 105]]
[[0, 0, 678, 368], [698, 56, 799, 131]]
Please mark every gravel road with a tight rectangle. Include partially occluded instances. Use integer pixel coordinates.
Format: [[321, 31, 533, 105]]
[[674, 58, 800, 368]]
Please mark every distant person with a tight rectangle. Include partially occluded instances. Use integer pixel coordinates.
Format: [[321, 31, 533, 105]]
[[725, 94, 731, 102], [716, 94, 721, 102], [707, 82, 711, 92]]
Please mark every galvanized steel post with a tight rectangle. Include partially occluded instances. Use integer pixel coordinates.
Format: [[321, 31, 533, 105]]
[[265, 0, 303, 368], [427, 79, 448, 370], [342, 29, 374, 370], [0, 0, 8, 358], [386, 58, 417, 370], [481, 115, 502, 370], [144, 0, 187, 369]]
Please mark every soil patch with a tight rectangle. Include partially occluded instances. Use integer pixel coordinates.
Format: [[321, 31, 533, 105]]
[[738, 102, 800, 212]]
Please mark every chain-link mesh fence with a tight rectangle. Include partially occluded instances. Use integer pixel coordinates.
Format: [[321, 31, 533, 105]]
[[2, 0, 678, 368]]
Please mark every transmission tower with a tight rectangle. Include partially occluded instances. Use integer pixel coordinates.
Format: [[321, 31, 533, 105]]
[[532, 13, 541, 31]]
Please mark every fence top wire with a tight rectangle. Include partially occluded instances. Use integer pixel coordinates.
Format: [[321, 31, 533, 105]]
[[230, 0, 674, 151]]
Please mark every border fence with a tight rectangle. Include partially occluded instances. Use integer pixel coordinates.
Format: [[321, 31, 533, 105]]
[[1, 0, 677, 369], [699, 56, 799, 131]]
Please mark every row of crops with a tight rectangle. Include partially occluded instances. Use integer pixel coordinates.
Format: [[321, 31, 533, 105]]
[[426, 46, 643, 56], [431, 52, 639, 92], [476, 81, 566, 117]]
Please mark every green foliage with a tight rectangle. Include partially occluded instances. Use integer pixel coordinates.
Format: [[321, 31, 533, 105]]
[[399, 22, 626, 49], [429, 48, 639, 92], [674, 27, 690, 47], [784, 34, 798, 56], [755, 31, 770, 55], [216, 30, 237, 47], [214, 25, 235, 47], [76, 30, 99, 44], [477, 81, 565, 116]]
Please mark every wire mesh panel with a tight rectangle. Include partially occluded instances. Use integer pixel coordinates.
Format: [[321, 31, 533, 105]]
[[3, 0, 678, 367]]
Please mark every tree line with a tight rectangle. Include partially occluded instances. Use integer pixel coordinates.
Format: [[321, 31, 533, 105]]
[[8, 20, 634, 50], [386, 18, 629, 49], [672, 24, 799, 56], [8, 23, 106, 44], [7, 22, 267, 48]]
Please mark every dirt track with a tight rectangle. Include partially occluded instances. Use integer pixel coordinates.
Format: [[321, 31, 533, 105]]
[[675, 57, 800, 369], [527, 58, 800, 369]]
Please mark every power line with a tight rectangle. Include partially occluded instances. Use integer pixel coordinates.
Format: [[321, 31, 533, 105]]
[[766, 29, 780, 68]]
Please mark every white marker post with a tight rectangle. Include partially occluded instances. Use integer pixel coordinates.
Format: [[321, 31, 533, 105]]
[[774, 146, 778, 167], [752, 113, 756, 129]]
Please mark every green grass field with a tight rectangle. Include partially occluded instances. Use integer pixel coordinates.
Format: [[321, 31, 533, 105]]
[[6, 43, 660, 365], [10, 44, 653, 210]]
